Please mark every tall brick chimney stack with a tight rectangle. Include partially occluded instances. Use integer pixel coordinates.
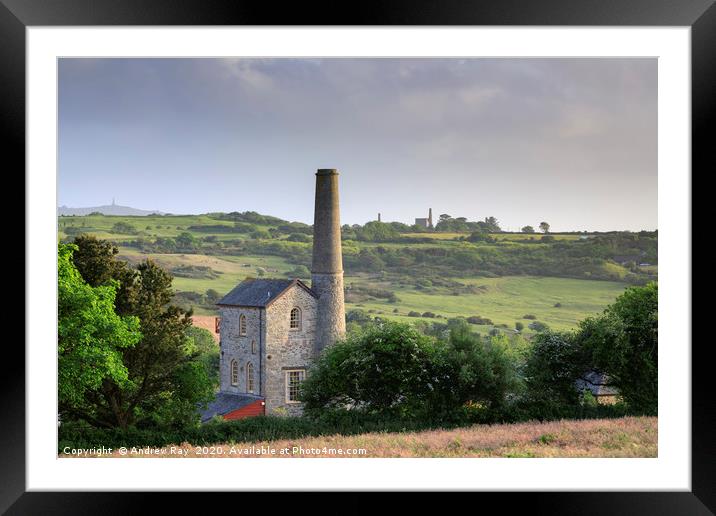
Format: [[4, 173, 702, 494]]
[[311, 169, 346, 355]]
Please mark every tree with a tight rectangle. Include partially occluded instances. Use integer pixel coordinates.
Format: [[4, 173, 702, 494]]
[[539, 221, 550, 233], [442, 321, 519, 415], [300, 322, 443, 418], [483, 216, 501, 232], [71, 235, 127, 287], [577, 282, 658, 414], [522, 330, 591, 410], [69, 237, 215, 429], [355, 221, 400, 242], [186, 326, 220, 388], [521, 226, 535, 234], [301, 321, 519, 421], [58, 244, 141, 418]]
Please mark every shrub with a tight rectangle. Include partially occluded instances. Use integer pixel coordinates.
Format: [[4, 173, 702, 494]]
[[287, 233, 311, 243], [300, 322, 441, 419], [408, 311, 421, 317], [522, 314, 537, 320], [301, 321, 520, 423], [466, 315, 493, 325], [528, 321, 549, 332], [111, 222, 138, 235]]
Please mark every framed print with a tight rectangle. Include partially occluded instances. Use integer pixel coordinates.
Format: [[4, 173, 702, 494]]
[[5, 0, 712, 512]]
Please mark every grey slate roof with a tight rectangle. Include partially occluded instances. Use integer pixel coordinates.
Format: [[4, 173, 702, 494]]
[[199, 392, 263, 423], [575, 371, 619, 397], [217, 278, 317, 308]]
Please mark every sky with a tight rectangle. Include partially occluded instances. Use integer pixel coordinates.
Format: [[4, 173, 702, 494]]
[[58, 58, 657, 232]]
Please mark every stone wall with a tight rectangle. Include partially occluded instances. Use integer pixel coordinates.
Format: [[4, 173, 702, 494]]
[[264, 285, 317, 416], [312, 272, 346, 355], [218, 306, 262, 395]]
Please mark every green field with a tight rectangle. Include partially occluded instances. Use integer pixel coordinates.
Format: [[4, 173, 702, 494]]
[[116, 247, 625, 329], [117, 248, 296, 298], [345, 275, 626, 332], [60, 213, 649, 327]]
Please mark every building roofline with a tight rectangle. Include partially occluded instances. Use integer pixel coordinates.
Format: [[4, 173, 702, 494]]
[[215, 278, 318, 309]]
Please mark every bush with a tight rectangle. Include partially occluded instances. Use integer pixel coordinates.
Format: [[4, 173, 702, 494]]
[[58, 411, 460, 451], [528, 321, 549, 332], [287, 233, 311, 243], [466, 315, 493, 325], [408, 311, 421, 317], [522, 314, 537, 320], [111, 222, 138, 235], [63, 226, 87, 236], [515, 322, 524, 331], [300, 321, 519, 422]]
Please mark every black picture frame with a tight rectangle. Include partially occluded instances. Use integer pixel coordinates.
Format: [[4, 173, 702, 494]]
[[4, 0, 710, 512]]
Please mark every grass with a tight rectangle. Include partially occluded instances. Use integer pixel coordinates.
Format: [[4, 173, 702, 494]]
[[114, 247, 626, 328], [346, 275, 626, 332], [75, 416, 656, 458], [60, 215, 632, 327], [117, 249, 296, 296]]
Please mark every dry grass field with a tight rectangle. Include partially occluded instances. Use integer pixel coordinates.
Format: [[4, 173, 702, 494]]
[[83, 416, 656, 458]]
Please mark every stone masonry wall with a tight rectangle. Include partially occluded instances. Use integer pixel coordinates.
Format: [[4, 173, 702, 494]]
[[312, 272, 346, 355], [218, 306, 262, 395], [264, 285, 317, 416]]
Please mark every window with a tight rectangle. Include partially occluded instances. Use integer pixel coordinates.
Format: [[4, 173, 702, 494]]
[[285, 369, 305, 402], [251, 340, 257, 354], [230, 360, 239, 386], [246, 363, 255, 393], [239, 314, 247, 336], [214, 317, 220, 334], [290, 307, 301, 330]]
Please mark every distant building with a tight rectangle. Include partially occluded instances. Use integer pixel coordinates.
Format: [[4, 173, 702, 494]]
[[378, 213, 381, 222], [414, 208, 433, 229], [575, 371, 619, 405]]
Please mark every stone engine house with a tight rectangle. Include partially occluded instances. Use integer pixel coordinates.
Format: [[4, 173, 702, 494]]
[[200, 169, 346, 421]]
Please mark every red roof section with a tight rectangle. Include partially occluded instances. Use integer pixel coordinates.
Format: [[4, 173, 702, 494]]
[[223, 399, 265, 420]]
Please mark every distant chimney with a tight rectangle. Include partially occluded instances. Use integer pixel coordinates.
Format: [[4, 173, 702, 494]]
[[378, 213, 381, 223], [428, 208, 433, 228], [311, 169, 346, 355]]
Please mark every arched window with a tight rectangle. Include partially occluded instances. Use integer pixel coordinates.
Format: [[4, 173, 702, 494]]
[[239, 314, 247, 336], [246, 363, 255, 393], [230, 360, 239, 386], [251, 340, 257, 354], [290, 307, 301, 330]]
